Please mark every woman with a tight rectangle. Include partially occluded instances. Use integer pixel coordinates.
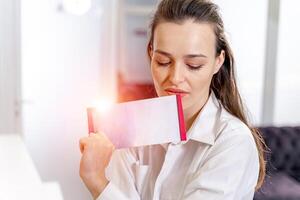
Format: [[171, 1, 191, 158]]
[[79, 0, 266, 199]]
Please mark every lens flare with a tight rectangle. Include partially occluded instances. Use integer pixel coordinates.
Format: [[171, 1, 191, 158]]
[[90, 98, 115, 113]]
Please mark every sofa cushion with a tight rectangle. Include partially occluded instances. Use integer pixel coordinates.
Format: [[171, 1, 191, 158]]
[[254, 172, 300, 200], [259, 127, 300, 181]]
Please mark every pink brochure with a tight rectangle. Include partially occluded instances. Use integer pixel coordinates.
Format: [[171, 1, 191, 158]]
[[87, 95, 186, 149]]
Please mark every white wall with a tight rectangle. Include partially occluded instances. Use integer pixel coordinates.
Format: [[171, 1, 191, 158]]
[[0, 0, 21, 134], [215, 0, 300, 126], [274, 0, 300, 125], [21, 0, 117, 199], [214, 0, 268, 125]]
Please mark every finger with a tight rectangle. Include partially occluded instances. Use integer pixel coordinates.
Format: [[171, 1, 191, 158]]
[[94, 131, 110, 141], [79, 137, 88, 154], [96, 132, 116, 150], [88, 132, 116, 150]]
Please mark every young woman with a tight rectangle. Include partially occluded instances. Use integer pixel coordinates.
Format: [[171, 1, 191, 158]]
[[79, 0, 266, 199]]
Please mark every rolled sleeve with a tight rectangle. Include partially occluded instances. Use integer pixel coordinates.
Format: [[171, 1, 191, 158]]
[[96, 148, 141, 200], [96, 181, 133, 200]]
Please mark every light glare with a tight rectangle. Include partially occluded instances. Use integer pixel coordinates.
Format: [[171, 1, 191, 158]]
[[93, 98, 114, 113]]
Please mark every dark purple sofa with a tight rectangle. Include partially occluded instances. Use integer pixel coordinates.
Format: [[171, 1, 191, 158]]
[[254, 126, 300, 200]]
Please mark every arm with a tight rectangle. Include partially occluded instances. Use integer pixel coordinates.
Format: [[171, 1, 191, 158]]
[[183, 131, 260, 200]]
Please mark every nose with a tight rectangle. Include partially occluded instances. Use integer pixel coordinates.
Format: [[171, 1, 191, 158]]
[[169, 64, 185, 85]]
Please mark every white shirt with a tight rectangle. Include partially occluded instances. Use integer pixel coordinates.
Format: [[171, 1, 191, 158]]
[[97, 93, 259, 200]]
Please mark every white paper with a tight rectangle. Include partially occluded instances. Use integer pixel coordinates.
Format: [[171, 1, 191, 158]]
[[88, 95, 183, 148]]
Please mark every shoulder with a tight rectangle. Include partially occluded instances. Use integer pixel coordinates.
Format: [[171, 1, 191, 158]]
[[212, 106, 258, 156], [186, 106, 260, 199]]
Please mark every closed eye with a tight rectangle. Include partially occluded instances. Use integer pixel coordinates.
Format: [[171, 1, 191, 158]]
[[187, 64, 203, 70], [156, 61, 171, 66]]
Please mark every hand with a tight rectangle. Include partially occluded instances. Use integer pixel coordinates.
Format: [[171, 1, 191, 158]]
[[79, 132, 115, 199]]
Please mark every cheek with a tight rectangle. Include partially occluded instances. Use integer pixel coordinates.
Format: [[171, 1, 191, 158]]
[[151, 64, 165, 85], [189, 69, 214, 91], [151, 65, 169, 96]]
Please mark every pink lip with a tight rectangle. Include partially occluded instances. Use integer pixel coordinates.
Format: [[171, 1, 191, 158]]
[[165, 88, 189, 97]]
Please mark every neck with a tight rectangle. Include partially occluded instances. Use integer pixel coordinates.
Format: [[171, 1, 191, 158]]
[[184, 93, 210, 132]]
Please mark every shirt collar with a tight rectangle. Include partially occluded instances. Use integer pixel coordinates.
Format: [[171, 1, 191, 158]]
[[184, 92, 222, 145]]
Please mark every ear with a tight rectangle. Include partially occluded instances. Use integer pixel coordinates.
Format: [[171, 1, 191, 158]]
[[213, 50, 225, 74], [148, 44, 153, 60]]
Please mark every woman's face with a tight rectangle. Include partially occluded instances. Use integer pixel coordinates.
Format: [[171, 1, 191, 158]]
[[150, 20, 224, 115]]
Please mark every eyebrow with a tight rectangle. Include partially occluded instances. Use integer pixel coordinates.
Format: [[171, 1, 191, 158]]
[[154, 49, 207, 58]]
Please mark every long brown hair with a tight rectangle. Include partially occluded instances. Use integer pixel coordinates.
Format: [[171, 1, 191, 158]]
[[147, 0, 266, 189]]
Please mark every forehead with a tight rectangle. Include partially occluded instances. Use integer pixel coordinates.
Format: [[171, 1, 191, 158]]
[[153, 20, 216, 56]]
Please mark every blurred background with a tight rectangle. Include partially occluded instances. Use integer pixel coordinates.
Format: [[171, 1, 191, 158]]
[[0, 0, 299, 199]]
